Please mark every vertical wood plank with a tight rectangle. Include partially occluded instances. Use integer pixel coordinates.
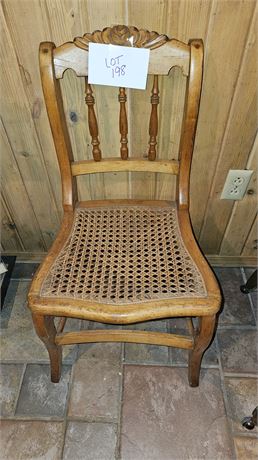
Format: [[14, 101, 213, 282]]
[[156, 0, 212, 201], [241, 217, 258, 256], [127, 0, 168, 199], [1, 196, 23, 252], [190, 0, 256, 238], [199, 5, 257, 253], [219, 133, 258, 255], [42, 0, 93, 201], [0, 5, 60, 249], [0, 119, 46, 251], [2, 0, 62, 215]]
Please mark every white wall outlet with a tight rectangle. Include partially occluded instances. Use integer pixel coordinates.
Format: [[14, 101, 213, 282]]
[[221, 169, 254, 200]]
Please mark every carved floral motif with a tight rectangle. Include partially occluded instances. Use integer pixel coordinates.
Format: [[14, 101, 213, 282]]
[[74, 25, 168, 50]]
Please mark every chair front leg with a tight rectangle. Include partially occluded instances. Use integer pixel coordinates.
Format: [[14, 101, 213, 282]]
[[188, 314, 216, 387], [32, 313, 62, 383]]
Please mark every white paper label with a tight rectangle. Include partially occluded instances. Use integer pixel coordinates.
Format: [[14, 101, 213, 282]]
[[88, 43, 150, 90]]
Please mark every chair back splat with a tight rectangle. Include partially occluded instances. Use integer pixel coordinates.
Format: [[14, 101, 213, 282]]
[[29, 25, 221, 388]]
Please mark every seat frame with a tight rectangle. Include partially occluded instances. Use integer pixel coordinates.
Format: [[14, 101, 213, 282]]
[[28, 25, 221, 387]]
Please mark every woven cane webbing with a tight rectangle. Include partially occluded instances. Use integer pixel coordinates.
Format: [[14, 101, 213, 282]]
[[41, 205, 206, 304]]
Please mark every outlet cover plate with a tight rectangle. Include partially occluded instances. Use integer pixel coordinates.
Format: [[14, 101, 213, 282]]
[[221, 169, 253, 200]]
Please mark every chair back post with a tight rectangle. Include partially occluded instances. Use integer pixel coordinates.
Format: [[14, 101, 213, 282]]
[[39, 41, 77, 211], [177, 40, 203, 210]]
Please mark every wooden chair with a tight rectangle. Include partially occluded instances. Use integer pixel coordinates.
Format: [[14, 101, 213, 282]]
[[28, 25, 221, 387]]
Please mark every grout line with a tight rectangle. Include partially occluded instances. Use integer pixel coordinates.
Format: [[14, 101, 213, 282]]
[[115, 343, 125, 460], [231, 431, 258, 439], [0, 360, 75, 365], [65, 416, 118, 424], [11, 277, 34, 282], [218, 324, 257, 330], [223, 372, 258, 379], [240, 267, 257, 323], [0, 415, 65, 422], [122, 359, 219, 369], [216, 337, 238, 460], [60, 359, 75, 459], [12, 363, 27, 416]]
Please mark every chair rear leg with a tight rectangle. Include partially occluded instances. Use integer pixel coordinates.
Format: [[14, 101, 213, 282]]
[[32, 313, 62, 383], [188, 315, 216, 387]]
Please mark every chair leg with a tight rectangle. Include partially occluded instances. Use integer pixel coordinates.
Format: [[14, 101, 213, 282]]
[[188, 315, 216, 387], [32, 313, 62, 383]]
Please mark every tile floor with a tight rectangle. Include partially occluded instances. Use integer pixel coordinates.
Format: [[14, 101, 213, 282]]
[[0, 264, 257, 460]]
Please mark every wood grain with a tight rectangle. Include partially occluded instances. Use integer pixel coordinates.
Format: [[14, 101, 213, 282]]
[[118, 87, 129, 160], [43, 0, 92, 201], [220, 132, 257, 255], [199, 6, 257, 253], [241, 217, 258, 257], [2, 0, 62, 215], [0, 119, 45, 251], [56, 329, 193, 349], [1, 196, 23, 252], [71, 158, 179, 176], [0, 6, 60, 249], [1, 1, 257, 262], [156, 0, 211, 202], [190, 0, 256, 238]]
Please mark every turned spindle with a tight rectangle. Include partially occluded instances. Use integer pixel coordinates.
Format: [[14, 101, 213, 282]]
[[85, 78, 101, 161], [118, 87, 128, 159], [148, 75, 159, 161]]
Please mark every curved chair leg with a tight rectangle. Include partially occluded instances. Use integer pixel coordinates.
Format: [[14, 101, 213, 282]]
[[188, 315, 216, 387], [32, 313, 62, 383]]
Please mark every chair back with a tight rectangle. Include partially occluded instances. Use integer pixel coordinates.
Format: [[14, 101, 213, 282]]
[[39, 25, 203, 212]]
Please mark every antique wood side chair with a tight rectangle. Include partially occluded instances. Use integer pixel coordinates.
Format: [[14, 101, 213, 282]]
[[28, 25, 221, 387]]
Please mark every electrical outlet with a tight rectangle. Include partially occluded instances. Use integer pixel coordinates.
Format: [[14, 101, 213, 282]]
[[221, 169, 253, 200]]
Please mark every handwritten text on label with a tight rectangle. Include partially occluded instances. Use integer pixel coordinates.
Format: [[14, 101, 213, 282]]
[[105, 55, 126, 78]]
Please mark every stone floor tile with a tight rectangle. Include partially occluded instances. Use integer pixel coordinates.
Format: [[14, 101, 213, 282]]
[[224, 377, 258, 434], [124, 319, 169, 364], [0, 281, 77, 363], [0, 364, 24, 416], [0, 280, 19, 329], [218, 329, 258, 373], [120, 366, 233, 460], [234, 436, 258, 459], [68, 343, 122, 421], [78, 339, 121, 361], [11, 262, 39, 280], [15, 364, 71, 417], [215, 268, 255, 326], [63, 421, 117, 460], [0, 420, 64, 460], [169, 318, 219, 366]]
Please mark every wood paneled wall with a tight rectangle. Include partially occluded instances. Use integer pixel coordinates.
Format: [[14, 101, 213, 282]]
[[1, 0, 257, 266]]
